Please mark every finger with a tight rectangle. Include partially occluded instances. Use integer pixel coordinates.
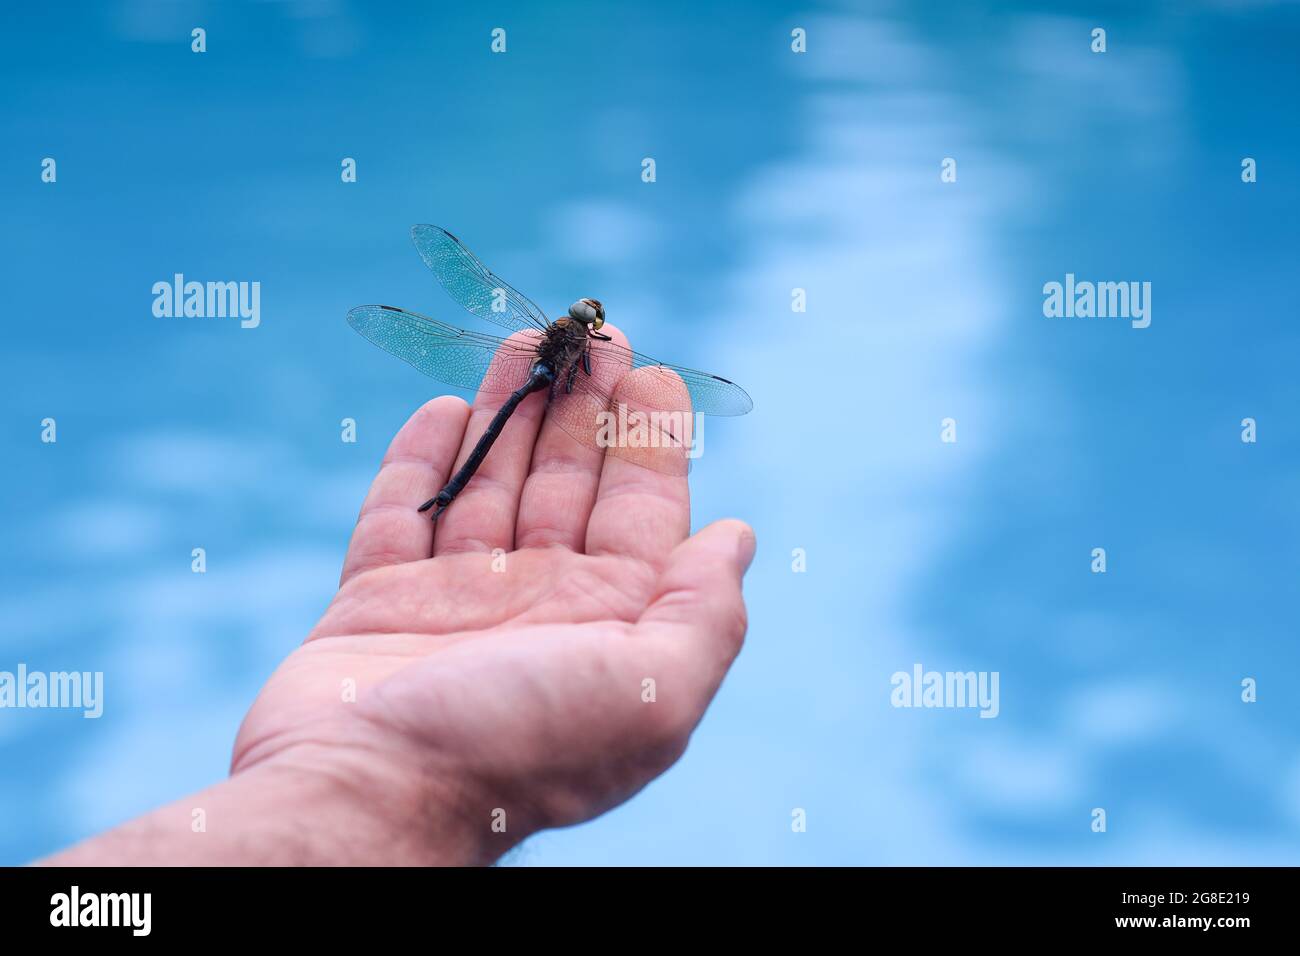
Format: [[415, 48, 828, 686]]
[[434, 331, 548, 556], [585, 366, 693, 567], [515, 322, 632, 551], [340, 396, 471, 587], [638, 519, 756, 697]]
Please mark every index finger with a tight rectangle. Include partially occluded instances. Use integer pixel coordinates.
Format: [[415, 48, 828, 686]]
[[584, 366, 692, 567]]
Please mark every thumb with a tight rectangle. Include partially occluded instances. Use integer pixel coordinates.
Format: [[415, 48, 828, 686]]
[[638, 519, 756, 673]]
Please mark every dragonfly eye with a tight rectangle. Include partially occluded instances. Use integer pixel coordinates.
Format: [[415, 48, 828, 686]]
[[570, 297, 605, 329]]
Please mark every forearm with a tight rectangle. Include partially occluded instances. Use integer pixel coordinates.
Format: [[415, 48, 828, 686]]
[[38, 745, 491, 867]]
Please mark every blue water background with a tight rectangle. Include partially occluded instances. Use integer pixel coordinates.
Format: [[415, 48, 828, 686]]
[[2, 0, 1297, 864]]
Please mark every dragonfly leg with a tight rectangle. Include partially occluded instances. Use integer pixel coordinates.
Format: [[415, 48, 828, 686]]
[[581, 348, 592, 376], [565, 361, 579, 394], [590, 331, 612, 341]]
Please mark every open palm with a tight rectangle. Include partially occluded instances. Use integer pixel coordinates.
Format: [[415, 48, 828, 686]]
[[231, 334, 754, 858]]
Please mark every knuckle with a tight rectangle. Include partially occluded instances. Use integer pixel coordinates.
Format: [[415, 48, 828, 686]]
[[641, 688, 696, 751], [717, 597, 749, 660]]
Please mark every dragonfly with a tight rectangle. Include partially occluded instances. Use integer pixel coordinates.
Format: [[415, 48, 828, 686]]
[[348, 225, 752, 520]]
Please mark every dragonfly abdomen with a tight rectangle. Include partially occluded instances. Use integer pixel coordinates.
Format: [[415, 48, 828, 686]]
[[418, 363, 556, 520]]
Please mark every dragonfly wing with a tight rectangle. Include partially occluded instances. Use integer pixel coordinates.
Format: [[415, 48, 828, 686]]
[[347, 305, 541, 393], [411, 225, 550, 334], [574, 340, 752, 416], [543, 340, 750, 477], [627, 352, 753, 416]]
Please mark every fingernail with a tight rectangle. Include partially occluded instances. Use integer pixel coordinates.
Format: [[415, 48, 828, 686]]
[[735, 525, 756, 573]]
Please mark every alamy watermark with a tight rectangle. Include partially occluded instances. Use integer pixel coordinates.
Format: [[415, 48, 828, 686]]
[[0, 663, 103, 718], [1043, 273, 1151, 329], [594, 404, 704, 459], [152, 274, 261, 328], [50, 886, 150, 936], [890, 663, 999, 718]]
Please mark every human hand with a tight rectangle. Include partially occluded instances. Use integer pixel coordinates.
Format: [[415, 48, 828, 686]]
[[231, 327, 755, 864]]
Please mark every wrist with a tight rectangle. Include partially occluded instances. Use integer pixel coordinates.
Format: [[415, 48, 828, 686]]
[[41, 739, 499, 867], [235, 739, 498, 867]]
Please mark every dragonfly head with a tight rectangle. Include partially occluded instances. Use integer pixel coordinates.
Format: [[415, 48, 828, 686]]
[[569, 297, 605, 331]]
